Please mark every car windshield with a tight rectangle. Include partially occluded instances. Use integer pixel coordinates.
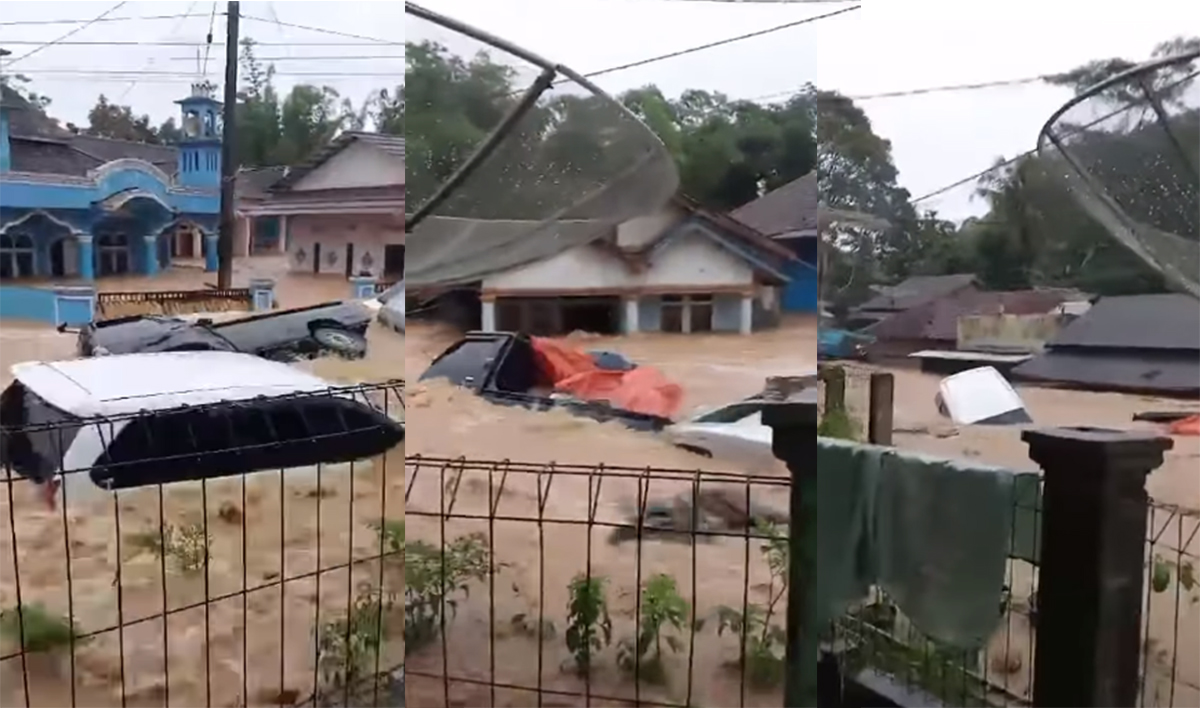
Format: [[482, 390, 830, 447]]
[[0, 381, 86, 480], [691, 399, 766, 424]]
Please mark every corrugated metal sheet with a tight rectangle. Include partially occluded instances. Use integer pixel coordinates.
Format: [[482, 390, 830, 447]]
[[1013, 350, 1200, 396], [1049, 293, 1200, 351]]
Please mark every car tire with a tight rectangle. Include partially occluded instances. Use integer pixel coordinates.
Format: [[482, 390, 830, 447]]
[[312, 328, 368, 359]]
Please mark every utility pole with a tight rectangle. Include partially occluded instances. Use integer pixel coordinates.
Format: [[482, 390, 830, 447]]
[[217, 1, 240, 289]]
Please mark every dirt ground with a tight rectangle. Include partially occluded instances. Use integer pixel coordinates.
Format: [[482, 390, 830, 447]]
[[0, 261, 407, 708]]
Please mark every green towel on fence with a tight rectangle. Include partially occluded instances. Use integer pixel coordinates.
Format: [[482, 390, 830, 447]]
[[817, 438, 1043, 650]]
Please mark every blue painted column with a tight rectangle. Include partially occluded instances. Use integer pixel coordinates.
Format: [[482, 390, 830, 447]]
[[204, 232, 219, 272], [142, 236, 159, 276], [77, 234, 95, 281]]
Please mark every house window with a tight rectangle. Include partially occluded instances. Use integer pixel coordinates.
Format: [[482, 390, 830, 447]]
[[97, 232, 130, 276], [0, 234, 36, 279], [659, 294, 713, 333]]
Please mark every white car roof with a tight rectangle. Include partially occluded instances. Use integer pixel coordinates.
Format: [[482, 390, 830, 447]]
[[12, 351, 335, 417]]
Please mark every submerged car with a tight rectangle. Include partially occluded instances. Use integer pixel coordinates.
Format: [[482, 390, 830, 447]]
[[364, 280, 405, 333], [419, 331, 673, 432], [73, 300, 373, 362], [0, 351, 405, 507]]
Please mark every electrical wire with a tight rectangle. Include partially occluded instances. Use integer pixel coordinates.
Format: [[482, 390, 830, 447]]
[[117, 0, 200, 101], [239, 14, 398, 45], [581, 3, 859, 81], [910, 68, 1200, 206], [0, 40, 383, 47], [202, 1, 219, 76], [0, 12, 201, 27], [2, 1, 128, 68]]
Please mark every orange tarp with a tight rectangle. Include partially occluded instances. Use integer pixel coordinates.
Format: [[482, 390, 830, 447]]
[[1167, 415, 1200, 436], [530, 337, 684, 419]]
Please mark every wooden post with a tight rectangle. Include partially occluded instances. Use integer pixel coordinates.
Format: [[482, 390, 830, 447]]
[[867, 372, 894, 446]]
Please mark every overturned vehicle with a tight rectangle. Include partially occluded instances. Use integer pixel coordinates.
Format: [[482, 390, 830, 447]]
[[420, 331, 678, 432], [0, 351, 405, 508], [72, 300, 374, 361]]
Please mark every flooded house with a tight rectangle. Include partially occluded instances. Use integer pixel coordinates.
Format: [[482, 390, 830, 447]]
[[471, 195, 800, 336], [0, 81, 222, 282], [236, 132, 406, 281]]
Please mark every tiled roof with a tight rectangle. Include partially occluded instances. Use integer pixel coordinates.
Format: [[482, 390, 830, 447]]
[[235, 166, 288, 200], [866, 287, 1075, 342], [729, 172, 818, 237], [858, 273, 979, 312], [269, 131, 405, 192], [4, 84, 179, 177]]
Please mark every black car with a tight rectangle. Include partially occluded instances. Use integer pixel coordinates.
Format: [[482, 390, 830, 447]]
[[418, 331, 672, 432], [73, 301, 373, 362]]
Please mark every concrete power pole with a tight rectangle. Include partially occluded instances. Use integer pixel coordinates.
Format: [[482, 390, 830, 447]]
[[217, 1, 240, 289]]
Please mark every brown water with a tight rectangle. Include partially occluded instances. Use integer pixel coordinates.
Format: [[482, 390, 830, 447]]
[[403, 319, 816, 707], [0, 261, 407, 708], [836, 364, 1200, 706]]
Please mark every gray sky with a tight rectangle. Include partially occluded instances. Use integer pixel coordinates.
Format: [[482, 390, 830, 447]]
[[2, 0, 1192, 221]]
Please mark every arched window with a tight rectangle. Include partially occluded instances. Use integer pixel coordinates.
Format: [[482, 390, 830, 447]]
[[0, 233, 36, 279]]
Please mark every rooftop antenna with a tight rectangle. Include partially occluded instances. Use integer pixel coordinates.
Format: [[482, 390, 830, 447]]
[[1037, 49, 1200, 298]]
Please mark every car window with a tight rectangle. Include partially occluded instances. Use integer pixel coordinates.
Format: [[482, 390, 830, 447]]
[[422, 339, 505, 387], [0, 381, 86, 481], [691, 400, 765, 424], [93, 395, 404, 489]]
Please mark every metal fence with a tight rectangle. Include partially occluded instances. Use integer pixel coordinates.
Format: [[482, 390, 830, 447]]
[[0, 381, 406, 708], [403, 455, 792, 707], [96, 289, 253, 318]]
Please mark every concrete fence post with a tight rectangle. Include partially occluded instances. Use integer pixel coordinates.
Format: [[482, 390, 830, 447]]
[[249, 278, 276, 311], [1024, 427, 1172, 707], [762, 375, 820, 707]]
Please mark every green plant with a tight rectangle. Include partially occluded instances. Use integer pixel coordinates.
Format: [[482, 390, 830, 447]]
[[315, 584, 393, 693], [712, 520, 789, 689], [128, 523, 212, 573], [0, 604, 81, 653], [818, 406, 860, 441], [564, 574, 613, 675], [404, 532, 490, 652], [617, 573, 690, 684], [372, 518, 406, 554], [1151, 556, 1198, 603]]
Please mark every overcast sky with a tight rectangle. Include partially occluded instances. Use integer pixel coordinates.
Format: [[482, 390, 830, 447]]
[[1, 0, 1192, 220]]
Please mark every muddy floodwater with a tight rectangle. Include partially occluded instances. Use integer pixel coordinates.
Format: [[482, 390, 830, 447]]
[[837, 364, 1200, 707], [404, 319, 816, 707], [0, 263, 407, 708]]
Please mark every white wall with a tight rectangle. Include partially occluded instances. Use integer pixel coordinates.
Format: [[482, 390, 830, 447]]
[[286, 214, 404, 277], [290, 140, 406, 191], [615, 203, 685, 249], [483, 230, 754, 292]]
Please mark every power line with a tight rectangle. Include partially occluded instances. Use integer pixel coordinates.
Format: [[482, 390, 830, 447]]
[[0, 12, 201, 27], [117, 0, 200, 102], [3, 2, 128, 68], [202, 2, 219, 76], [910, 68, 1200, 206], [582, 3, 859, 81], [0, 40, 387, 47], [239, 14, 398, 45]]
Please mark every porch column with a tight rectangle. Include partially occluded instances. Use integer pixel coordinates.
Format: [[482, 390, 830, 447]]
[[278, 215, 289, 254], [77, 233, 95, 281], [204, 231, 219, 272], [740, 292, 754, 335], [481, 296, 497, 332], [243, 216, 253, 257], [142, 235, 159, 276], [623, 296, 640, 334]]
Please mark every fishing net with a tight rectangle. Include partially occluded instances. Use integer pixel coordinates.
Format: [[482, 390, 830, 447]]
[[403, 3, 680, 288], [1037, 48, 1200, 297]]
